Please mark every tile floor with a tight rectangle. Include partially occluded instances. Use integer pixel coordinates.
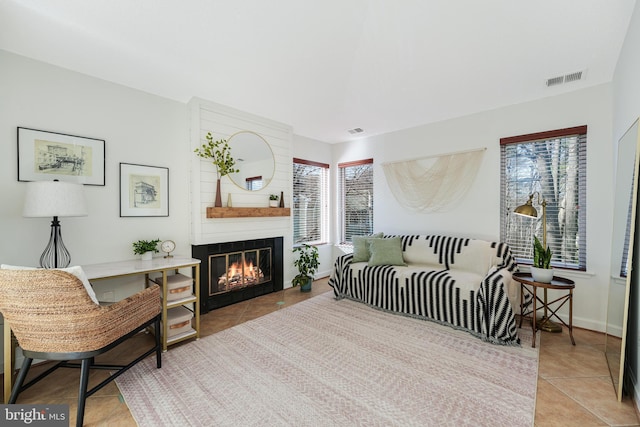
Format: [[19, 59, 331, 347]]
[[2, 278, 639, 426]]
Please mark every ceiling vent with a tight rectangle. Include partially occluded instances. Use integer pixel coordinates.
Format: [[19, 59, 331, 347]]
[[546, 75, 565, 87], [348, 127, 364, 135], [546, 69, 586, 87], [564, 70, 583, 83]]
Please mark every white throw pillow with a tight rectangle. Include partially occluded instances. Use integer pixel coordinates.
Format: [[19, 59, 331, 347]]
[[1, 264, 99, 305]]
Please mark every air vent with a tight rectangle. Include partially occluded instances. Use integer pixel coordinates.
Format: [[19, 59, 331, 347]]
[[546, 75, 565, 87], [348, 127, 364, 135], [564, 70, 583, 83], [546, 69, 586, 87]]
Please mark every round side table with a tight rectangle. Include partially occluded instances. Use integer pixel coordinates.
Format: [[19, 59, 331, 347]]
[[513, 271, 575, 348]]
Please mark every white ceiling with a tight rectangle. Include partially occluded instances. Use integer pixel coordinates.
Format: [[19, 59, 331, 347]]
[[0, 0, 636, 143]]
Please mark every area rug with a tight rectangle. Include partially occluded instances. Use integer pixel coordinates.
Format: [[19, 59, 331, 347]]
[[116, 292, 539, 426]]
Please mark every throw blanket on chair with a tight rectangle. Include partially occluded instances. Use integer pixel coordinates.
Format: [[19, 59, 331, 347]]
[[328, 235, 521, 346]]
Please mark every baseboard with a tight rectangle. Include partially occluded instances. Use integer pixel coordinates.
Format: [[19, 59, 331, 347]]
[[546, 313, 606, 334]]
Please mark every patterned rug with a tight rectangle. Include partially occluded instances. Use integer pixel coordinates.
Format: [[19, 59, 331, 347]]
[[116, 292, 539, 426]]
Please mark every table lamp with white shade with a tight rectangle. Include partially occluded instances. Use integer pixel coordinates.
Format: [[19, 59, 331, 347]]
[[23, 180, 88, 268]]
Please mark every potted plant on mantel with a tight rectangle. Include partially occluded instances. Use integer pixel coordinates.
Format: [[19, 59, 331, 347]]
[[292, 244, 319, 292], [133, 239, 160, 261], [194, 132, 239, 208], [530, 235, 553, 283], [269, 194, 279, 207]]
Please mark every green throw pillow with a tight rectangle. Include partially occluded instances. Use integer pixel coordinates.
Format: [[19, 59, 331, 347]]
[[368, 237, 407, 266], [352, 232, 384, 263]]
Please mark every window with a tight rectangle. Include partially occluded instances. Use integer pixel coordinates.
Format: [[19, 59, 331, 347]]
[[339, 159, 374, 243], [500, 126, 587, 270], [245, 176, 263, 191], [293, 158, 329, 244]]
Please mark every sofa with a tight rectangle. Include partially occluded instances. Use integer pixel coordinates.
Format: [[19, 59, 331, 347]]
[[328, 234, 522, 345]]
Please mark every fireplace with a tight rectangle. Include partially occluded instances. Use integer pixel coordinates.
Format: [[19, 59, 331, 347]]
[[192, 237, 283, 313]]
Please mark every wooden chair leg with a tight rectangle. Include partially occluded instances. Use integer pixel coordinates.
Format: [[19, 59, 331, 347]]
[[9, 357, 33, 403], [76, 358, 92, 427]]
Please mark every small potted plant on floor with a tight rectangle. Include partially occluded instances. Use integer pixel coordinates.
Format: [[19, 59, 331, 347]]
[[269, 194, 279, 207], [530, 235, 553, 282], [292, 244, 319, 292], [133, 238, 161, 261]]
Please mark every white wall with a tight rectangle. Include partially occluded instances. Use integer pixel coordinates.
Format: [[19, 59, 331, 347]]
[[0, 50, 189, 274], [612, 0, 640, 409], [0, 49, 190, 371], [332, 84, 614, 333]]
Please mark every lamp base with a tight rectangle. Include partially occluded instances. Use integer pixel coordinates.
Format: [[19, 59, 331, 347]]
[[40, 216, 71, 269], [538, 316, 562, 333]]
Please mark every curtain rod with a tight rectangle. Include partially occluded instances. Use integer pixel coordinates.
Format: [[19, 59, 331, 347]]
[[381, 147, 486, 166]]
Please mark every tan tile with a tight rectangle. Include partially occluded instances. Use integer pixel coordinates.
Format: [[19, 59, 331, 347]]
[[546, 376, 639, 426], [238, 305, 280, 322], [534, 378, 608, 426], [72, 395, 137, 427], [538, 340, 610, 379], [572, 327, 607, 347]]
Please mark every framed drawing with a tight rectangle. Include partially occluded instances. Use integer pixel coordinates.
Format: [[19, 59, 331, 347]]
[[119, 163, 169, 217], [18, 127, 105, 185]]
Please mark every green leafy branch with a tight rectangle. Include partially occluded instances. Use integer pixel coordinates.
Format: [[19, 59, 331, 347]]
[[194, 132, 239, 179]]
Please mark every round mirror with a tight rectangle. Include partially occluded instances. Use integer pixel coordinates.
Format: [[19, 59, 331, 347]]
[[227, 131, 275, 191]]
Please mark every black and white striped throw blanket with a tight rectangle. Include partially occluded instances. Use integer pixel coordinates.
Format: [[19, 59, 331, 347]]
[[328, 235, 522, 346]]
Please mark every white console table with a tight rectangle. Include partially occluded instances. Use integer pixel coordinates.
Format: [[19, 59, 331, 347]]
[[3, 257, 201, 403]]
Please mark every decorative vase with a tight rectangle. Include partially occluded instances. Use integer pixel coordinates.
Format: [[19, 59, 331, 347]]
[[300, 277, 312, 293], [227, 193, 232, 207], [214, 178, 222, 208], [141, 251, 153, 261], [279, 191, 285, 208], [530, 266, 553, 283]]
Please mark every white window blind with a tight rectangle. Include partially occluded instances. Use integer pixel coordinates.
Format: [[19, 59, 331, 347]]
[[500, 126, 587, 270], [339, 159, 374, 243], [620, 171, 635, 277], [293, 158, 329, 245]]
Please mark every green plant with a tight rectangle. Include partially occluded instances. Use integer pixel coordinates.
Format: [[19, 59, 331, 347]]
[[533, 236, 552, 269], [194, 132, 239, 179], [269, 194, 279, 201], [133, 239, 161, 255], [292, 244, 319, 287]]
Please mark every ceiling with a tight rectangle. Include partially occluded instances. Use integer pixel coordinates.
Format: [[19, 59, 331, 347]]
[[0, 0, 636, 143]]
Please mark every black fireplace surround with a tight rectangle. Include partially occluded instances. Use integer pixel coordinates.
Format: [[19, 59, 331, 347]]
[[192, 237, 283, 313]]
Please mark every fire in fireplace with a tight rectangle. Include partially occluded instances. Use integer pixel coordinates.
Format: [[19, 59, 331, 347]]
[[211, 248, 271, 294], [192, 237, 283, 312]]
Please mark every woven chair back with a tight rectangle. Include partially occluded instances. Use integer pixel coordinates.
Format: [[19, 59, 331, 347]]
[[0, 269, 103, 353]]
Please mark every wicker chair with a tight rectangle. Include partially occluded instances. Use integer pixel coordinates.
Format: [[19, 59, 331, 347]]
[[0, 269, 162, 427]]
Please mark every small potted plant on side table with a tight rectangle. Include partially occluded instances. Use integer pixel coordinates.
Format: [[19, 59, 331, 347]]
[[133, 239, 161, 261], [530, 235, 553, 283], [269, 194, 279, 207], [292, 244, 319, 292]]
